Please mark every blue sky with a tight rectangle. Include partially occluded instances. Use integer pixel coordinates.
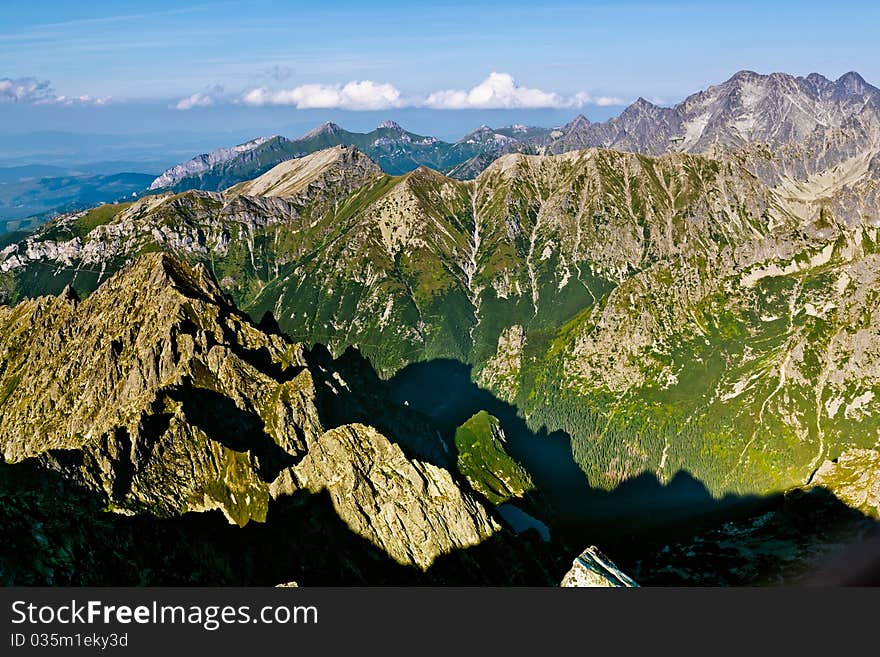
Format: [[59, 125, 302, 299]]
[[1, 0, 879, 158]]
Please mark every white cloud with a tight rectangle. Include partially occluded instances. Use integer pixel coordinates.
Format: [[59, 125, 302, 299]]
[[594, 95, 625, 107], [0, 76, 110, 106], [0, 76, 55, 103], [54, 94, 110, 106], [422, 72, 620, 110], [175, 91, 215, 110], [241, 80, 406, 110]]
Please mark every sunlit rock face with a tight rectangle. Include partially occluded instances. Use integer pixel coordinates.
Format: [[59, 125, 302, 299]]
[[561, 546, 639, 587], [810, 449, 880, 519]]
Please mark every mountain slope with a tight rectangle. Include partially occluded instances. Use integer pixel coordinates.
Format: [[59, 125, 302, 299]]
[[228, 145, 381, 198], [148, 121, 453, 192], [149, 136, 304, 193]]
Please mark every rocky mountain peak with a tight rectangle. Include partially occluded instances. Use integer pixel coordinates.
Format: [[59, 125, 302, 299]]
[[564, 114, 591, 131], [805, 71, 831, 84], [836, 70, 873, 96], [459, 124, 515, 146], [407, 163, 450, 184], [561, 546, 639, 587], [377, 119, 403, 130], [115, 251, 226, 305], [620, 97, 661, 117], [301, 121, 344, 139], [727, 69, 764, 84], [148, 136, 276, 190], [0, 250, 519, 572], [228, 145, 382, 198]]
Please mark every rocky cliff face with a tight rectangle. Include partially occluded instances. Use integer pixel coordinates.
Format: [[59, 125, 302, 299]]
[[292, 423, 499, 570], [810, 449, 880, 519], [0, 253, 515, 572]]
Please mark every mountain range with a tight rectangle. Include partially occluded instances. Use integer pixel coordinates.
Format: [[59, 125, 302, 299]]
[[3, 69, 878, 230], [2, 69, 880, 585], [142, 70, 880, 193], [143, 119, 540, 192]]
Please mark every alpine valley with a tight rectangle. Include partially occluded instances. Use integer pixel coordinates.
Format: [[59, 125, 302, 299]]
[[2, 70, 880, 586]]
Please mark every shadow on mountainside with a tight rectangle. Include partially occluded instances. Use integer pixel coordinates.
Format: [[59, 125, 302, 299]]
[[1, 302, 875, 586], [0, 458, 565, 586], [169, 386, 298, 480], [1, 456, 876, 586], [228, 333, 824, 559], [384, 358, 880, 582], [387, 359, 769, 532], [632, 486, 880, 586]]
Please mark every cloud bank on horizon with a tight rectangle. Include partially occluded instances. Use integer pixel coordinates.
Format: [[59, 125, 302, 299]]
[[189, 73, 624, 111], [1, 71, 624, 112], [422, 73, 621, 109]]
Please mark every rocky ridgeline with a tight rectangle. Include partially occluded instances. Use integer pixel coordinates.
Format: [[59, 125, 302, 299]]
[[0, 253, 511, 572], [148, 136, 277, 190], [544, 71, 880, 156]]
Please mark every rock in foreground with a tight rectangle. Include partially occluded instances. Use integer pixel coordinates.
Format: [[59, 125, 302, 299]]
[[561, 546, 639, 587]]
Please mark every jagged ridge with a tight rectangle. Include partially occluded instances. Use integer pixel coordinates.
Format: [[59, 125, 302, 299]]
[[0, 252, 511, 571]]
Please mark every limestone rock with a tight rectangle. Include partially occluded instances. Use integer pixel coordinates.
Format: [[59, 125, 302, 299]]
[[294, 423, 500, 570], [810, 449, 880, 518], [561, 546, 639, 587]]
